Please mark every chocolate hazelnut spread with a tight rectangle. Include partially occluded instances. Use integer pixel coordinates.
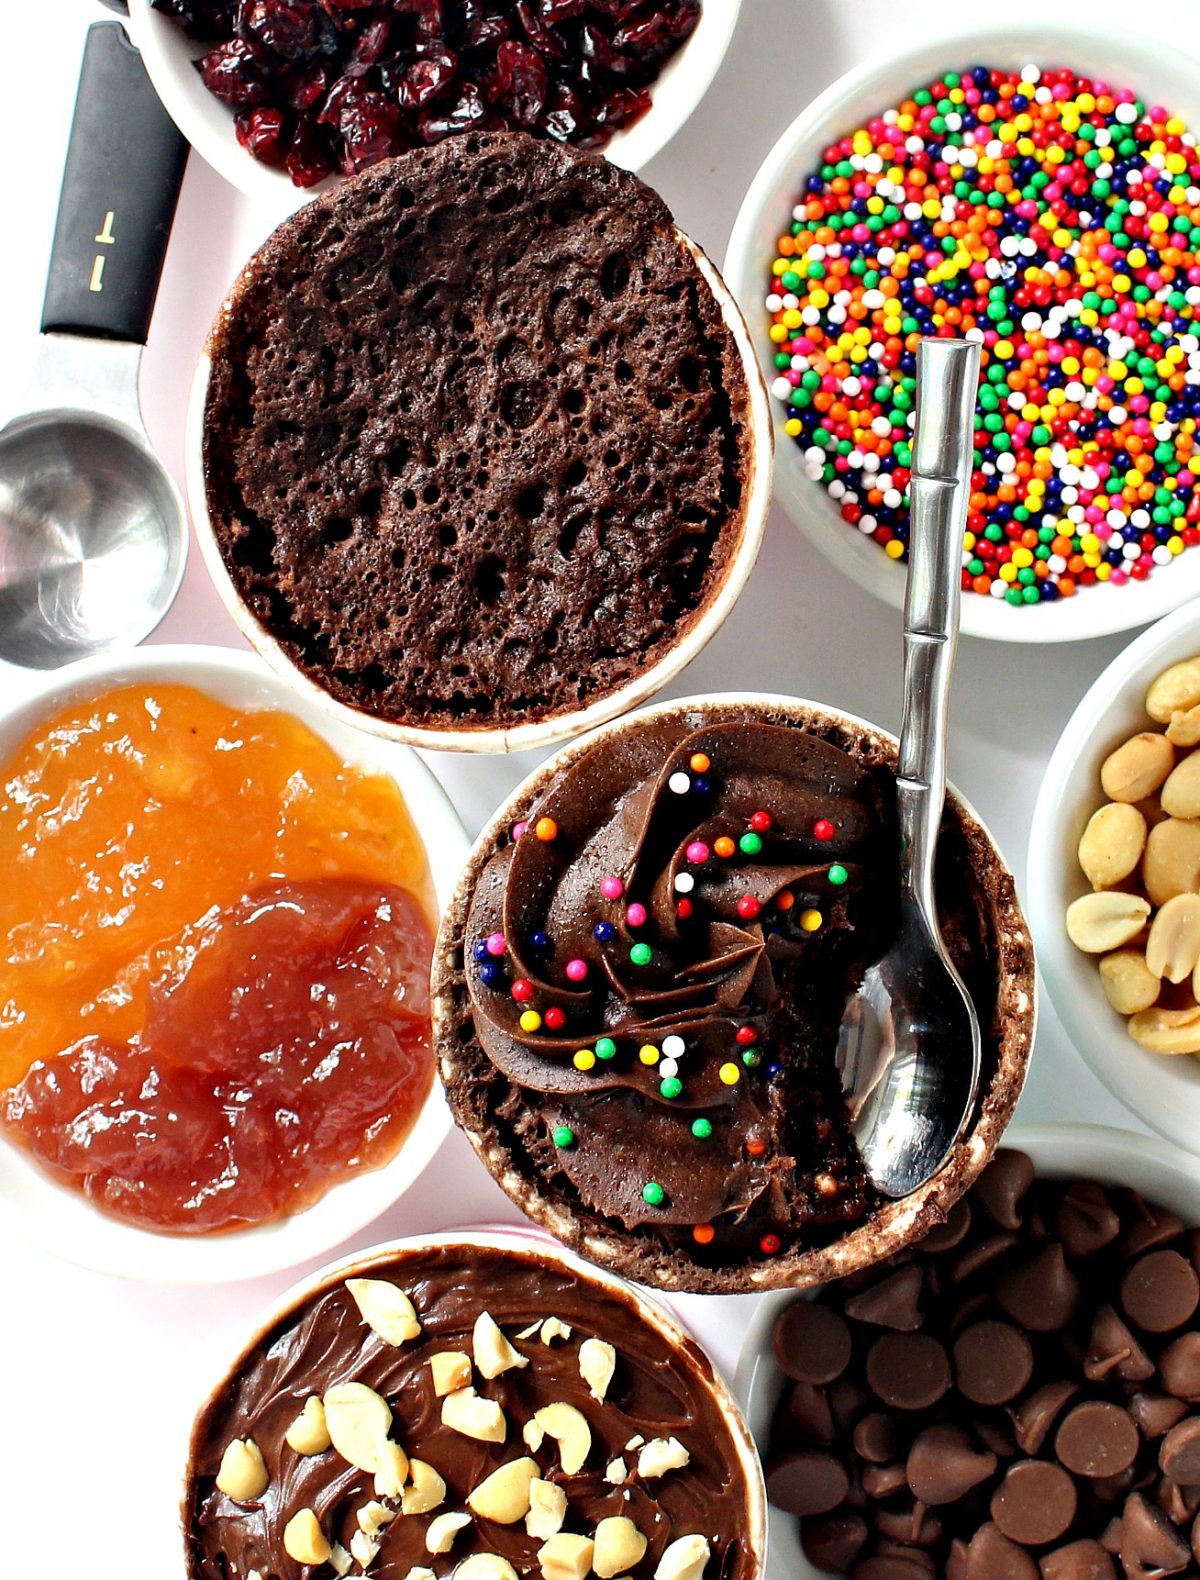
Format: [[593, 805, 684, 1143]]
[[184, 1243, 759, 1580]]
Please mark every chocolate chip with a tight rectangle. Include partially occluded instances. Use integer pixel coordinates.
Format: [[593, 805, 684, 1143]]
[[997, 1244, 1080, 1332], [854, 1549, 936, 1580], [976, 1151, 1036, 1231], [976, 1416, 1019, 1461], [1014, 1382, 1080, 1456], [1122, 1201, 1186, 1258], [876, 1502, 943, 1546], [1121, 1250, 1200, 1334], [1128, 1392, 1189, 1441], [1120, 1491, 1192, 1580], [922, 1198, 972, 1253], [907, 1425, 997, 1505], [863, 1463, 908, 1499], [948, 1538, 970, 1580], [1156, 1477, 1200, 1526], [1084, 1305, 1154, 1384], [953, 1234, 1020, 1286], [954, 1321, 1034, 1406], [765, 1448, 850, 1515], [774, 1300, 853, 1385], [803, 1513, 868, 1573], [1054, 1402, 1139, 1478], [854, 1413, 900, 1465], [866, 1333, 951, 1411], [844, 1266, 925, 1331], [1160, 1418, 1200, 1484], [990, 1462, 1078, 1546], [1038, 1539, 1116, 1580], [1056, 1182, 1121, 1259], [1160, 1333, 1200, 1401], [787, 1380, 835, 1443], [829, 1375, 872, 1432], [967, 1522, 1040, 1580]]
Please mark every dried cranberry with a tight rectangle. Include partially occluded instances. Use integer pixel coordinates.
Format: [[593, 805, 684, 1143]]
[[284, 113, 336, 186], [345, 16, 391, 70], [541, 0, 587, 21], [417, 80, 490, 142], [455, 0, 511, 50], [587, 0, 641, 19], [279, 58, 332, 109], [393, 0, 444, 35], [488, 40, 547, 127], [589, 83, 651, 131], [515, 0, 568, 62], [195, 39, 270, 106], [541, 79, 582, 142], [239, 0, 329, 62], [235, 105, 289, 165], [579, 22, 636, 78], [336, 93, 405, 174], [612, 15, 678, 65], [392, 48, 458, 109], [151, 0, 238, 41]]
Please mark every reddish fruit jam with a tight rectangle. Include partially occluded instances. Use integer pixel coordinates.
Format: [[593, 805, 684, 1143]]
[[150, 0, 703, 187], [0, 684, 437, 1235]]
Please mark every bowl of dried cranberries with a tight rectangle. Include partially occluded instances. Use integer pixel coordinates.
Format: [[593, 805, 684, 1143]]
[[125, 0, 740, 202]]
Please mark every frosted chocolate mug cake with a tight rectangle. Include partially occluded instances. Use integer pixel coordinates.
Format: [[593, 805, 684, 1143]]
[[199, 132, 764, 740]]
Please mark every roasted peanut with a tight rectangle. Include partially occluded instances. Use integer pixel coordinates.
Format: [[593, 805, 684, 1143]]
[[1168, 706, 1200, 748], [346, 1278, 421, 1345], [637, 1437, 691, 1478], [454, 1558, 519, 1580], [594, 1517, 649, 1579], [442, 1387, 507, 1443], [1098, 951, 1161, 1015], [655, 1534, 712, 1580], [283, 1509, 331, 1566], [322, 1382, 394, 1475], [537, 1533, 595, 1580], [430, 1351, 472, 1398], [1101, 732, 1175, 803], [1147, 658, 1200, 722], [1147, 894, 1200, 982], [285, 1396, 330, 1456], [426, 1512, 472, 1555], [526, 1479, 567, 1540], [1162, 752, 1200, 819], [468, 1457, 539, 1524], [473, 1312, 528, 1379], [578, 1337, 616, 1402], [1144, 818, 1200, 906], [1128, 1005, 1200, 1055], [373, 1439, 409, 1499], [215, 1438, 269, 1502], [523, 1402, 591, 1475], [1065, 892, 1151, 953], [1077, 802, 1147, 890], [401, 1459, 447, 1516]]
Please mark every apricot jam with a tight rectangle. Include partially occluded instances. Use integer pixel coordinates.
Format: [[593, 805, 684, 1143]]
[[0, 683, 436, 1234]]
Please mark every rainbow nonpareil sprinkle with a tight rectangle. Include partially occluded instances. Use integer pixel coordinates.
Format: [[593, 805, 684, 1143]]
[[766, 64, 1200, 605]]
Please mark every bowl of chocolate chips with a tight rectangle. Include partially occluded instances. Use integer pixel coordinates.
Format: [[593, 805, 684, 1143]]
[[737, 1124, 1200, 1580]]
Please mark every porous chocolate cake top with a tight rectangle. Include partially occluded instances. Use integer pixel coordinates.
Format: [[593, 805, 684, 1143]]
[[202, 132, 755, 732]]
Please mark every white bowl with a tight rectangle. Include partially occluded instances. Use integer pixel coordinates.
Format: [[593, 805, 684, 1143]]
[[187, 236, 773, 755], [185, 1227, 769, 1577], [0, 643, 469, 1283], [725, 21, 1200, 645], [125, 0, 741, 208], [1028, 600, 1200, 1158], [734, 1122, 1200, 1580]]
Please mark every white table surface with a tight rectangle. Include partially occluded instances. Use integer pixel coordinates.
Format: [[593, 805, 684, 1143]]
[[4, 1, 1197, 1569]]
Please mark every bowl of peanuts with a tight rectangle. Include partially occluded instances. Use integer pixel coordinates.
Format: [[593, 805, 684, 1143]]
[[1029, 601, 1200, 1154]]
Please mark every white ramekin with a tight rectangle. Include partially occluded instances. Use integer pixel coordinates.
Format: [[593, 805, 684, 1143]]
[[0, 643, 468, 1284]]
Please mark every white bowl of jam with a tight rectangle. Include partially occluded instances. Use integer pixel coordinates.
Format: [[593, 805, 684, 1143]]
[[0, 644, 468, 1283]]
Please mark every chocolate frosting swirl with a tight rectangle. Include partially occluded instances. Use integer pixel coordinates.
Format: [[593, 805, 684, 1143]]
[[463, 718, 907, 1253], [185, 1244, 757, 1580]]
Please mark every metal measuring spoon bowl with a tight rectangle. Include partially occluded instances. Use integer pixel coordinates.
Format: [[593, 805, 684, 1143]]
[[0, 20, 188, 671]]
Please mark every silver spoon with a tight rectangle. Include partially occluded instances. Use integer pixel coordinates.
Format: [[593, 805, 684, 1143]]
[[0, 19, 188, 671], [835, 336, 983, 1199]]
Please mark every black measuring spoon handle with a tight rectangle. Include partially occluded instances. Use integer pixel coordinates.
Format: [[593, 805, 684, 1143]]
[[41, 19, 188, 344]]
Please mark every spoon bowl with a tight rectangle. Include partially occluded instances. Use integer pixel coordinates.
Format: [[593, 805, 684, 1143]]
[[0, 409, 185, 669]]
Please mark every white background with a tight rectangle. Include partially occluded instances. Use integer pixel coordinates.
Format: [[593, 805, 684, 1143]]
[[3, 1, 1197, 1570]]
